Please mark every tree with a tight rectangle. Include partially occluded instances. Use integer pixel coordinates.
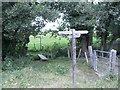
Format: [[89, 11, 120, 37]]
[[46, 2, 97, 56], [94, 2, 120, 51], [46, 2, 120, 55], [2, 2, 59, 59]]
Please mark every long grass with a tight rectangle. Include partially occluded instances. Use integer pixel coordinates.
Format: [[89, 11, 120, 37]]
[[2, 34, 118, 88], [2, 57, 118, 88], [28, 34, 69, 51]]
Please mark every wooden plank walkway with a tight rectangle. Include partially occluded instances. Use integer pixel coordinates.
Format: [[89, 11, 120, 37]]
[[38, 54, 48, 61]]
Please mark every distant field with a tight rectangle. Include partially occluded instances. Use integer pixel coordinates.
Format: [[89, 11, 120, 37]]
[[28, 33, 69, 50]]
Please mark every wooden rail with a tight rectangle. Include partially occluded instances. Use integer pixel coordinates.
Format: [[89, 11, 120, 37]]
[[93, 49, 117, 75], [95, 50, 110, 54]]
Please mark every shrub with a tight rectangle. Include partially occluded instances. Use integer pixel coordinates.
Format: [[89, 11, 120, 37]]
[[56, 65, 69, 75], [2, 56, 32, 71], [2, 57, 14, 71], [50, 42, 68, 58]]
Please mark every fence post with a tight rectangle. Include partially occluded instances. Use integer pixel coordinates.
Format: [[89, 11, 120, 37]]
[[93, 50, 98, 72], [84, 52, 88, 63], [112, 49, 117, 74], [109, 50, 112, 73], [77, 48, 81, 59], [72, 29, 76, 87], [109, 49, 117, 74], [88, 46, 93, 65], [67, 47, 70, 58]]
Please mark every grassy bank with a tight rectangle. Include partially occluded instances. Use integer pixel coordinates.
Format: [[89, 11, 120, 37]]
[[2, 34, 118, 88], [2, 57, 118, 88]]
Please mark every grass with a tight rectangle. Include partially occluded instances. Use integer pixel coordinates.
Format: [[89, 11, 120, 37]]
[[2, 57, 118, 88], [28, 34, 69, 51], [2, 34, 118, 88]]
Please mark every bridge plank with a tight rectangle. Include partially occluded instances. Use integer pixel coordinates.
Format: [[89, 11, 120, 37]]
[[38, 54, 48, 60]]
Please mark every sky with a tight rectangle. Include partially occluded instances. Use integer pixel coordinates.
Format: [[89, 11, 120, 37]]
[[40, 13, 64, 32], [31, 13, 64, 32]]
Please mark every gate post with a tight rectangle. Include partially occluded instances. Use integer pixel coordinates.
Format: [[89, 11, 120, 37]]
[[109, 50, 112, 73], [93, 50, 98, 72], [110, 49, 117, 74], [72, 29, 76, 87], [88, 46, 93, 65]]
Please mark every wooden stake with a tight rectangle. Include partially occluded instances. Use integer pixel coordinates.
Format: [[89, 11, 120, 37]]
[[67, 47, 70, 58], [84, 52, 88, 63], [77, 48, 81, 59]]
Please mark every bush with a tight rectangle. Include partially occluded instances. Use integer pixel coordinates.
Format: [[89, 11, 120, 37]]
[[2, 56, 32, 71], [93, 36, 101, 50], [51, 42, 67, 58], [56, 65, 69, 75], [2, 57, 13, 71]]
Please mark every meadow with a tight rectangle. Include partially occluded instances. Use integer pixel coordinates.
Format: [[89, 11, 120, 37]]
[[28, 34, 69, 51], [2, 34, 118, 88], [2, 57, 118, 88]]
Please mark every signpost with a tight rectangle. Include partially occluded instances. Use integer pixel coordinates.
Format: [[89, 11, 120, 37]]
[[58, 29, 88, 86]]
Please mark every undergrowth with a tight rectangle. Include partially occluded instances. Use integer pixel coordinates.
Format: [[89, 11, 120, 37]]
[[2, 57, 118, 88]]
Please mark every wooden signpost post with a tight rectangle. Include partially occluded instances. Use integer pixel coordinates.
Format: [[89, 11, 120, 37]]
[[58, 29, 88, 86]]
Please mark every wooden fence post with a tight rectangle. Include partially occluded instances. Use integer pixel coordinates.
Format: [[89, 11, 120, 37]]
[[84, 52, 88, 63], [109, 50, 112, 72], [77, 48, 81, 59], [72, 29, 76, 87], [88, 46, 93, 65], [67, 47, 71, 58], [111, 49, 117, 74], [93, 50, 98, 72]]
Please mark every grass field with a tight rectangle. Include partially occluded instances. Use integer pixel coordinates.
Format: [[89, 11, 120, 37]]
[[2, 57, 118, 88], [28, 34, 69, 51], [2, 34, 118, 88]]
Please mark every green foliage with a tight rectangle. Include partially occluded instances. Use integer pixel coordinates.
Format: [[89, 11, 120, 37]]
[[2, 57, 13, 71], [2, 2, 35, 57], [48, 2, 96, 29], [95, 2, 120, 42], [50, 42, 67, 58], [93, 36, 101, 49], [2, 2, 59, 58], [56, 65, 69, 75], [47, 2, 120, 51], [28, 34, 69, 58], [2, 57, 118, 88], [2, 56, 32, 71]]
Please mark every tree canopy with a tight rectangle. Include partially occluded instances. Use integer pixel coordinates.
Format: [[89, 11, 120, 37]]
[[2, 2, 120, 59], [46, 2, 120, 51], [2, 2, 59, 57]]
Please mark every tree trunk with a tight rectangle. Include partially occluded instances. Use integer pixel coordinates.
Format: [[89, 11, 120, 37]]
[[108, 35, 117, 51], [81, 36, 88, 57], [101, 31, 107, 51], [87, 30, 93, 46]]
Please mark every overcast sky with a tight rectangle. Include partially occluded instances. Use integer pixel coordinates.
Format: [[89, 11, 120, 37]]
[[41, 13, 64, 32]]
